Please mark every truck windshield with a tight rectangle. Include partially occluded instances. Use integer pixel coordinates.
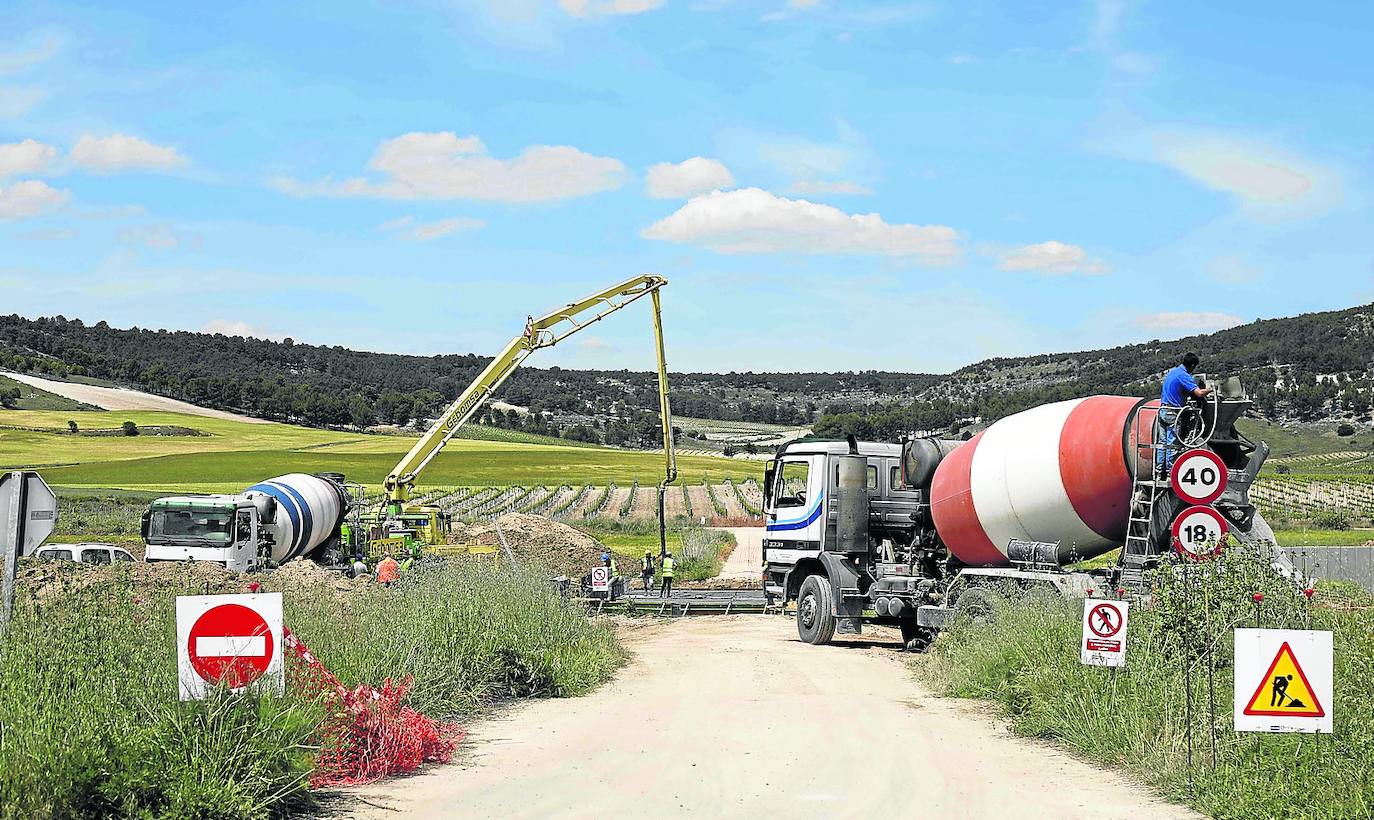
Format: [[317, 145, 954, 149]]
[[148, 509, 234, 543]]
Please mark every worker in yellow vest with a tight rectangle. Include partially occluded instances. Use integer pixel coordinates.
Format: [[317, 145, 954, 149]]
[[659, 551, 675, 598]]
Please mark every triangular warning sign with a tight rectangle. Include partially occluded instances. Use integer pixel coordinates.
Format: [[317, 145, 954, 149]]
[[1242, 641, 1325, 718]]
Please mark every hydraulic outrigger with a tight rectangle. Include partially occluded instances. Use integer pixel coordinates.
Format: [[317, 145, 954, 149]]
[[358, 275, 679, 557]]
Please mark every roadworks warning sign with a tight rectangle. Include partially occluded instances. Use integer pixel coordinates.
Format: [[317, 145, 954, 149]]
[[1234, 629, 1332, 733]]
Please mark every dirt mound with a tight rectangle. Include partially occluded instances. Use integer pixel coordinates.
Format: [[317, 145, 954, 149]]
[[452, 513, 606, 578], [268, 558, 362, 595], [16, 556, 240, 604]]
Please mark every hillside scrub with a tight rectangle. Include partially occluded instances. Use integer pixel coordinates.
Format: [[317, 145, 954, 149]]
[[914, 546, 1374, 819], [0, 560, 624, 820]]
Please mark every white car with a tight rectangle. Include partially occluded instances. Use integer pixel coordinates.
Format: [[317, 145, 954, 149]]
[[34, 543, 136, 565]]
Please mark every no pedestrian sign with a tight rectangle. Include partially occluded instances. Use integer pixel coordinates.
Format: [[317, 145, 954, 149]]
[[176, 593, 284, 701], [1234, 628, 1333, 733], [1081, 600, 1128, 667], [591, 566, 610, 592]]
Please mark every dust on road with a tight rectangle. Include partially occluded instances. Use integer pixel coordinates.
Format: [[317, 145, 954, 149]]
[[346, 616, 1195, 820]]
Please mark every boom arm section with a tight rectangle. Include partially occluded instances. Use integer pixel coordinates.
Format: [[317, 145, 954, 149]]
[[384, 274, 675, 506]]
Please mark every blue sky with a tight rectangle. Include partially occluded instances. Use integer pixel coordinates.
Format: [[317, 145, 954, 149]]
[[1, 0, 1370, 373]]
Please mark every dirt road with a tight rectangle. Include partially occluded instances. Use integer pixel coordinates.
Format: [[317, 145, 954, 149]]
[[348, 617, 1194, 820], [3, 371, 270, 423], [715, 526, 763, 581]]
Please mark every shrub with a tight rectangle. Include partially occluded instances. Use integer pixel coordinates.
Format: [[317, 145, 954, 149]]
[[67, 420, 79, 434], [1335, 423, 1356, 437], [0, 560, 623, 818], [1311, 509, 1352, 530], [916, 545, 1374, 819], [120, 420, 139, 436]]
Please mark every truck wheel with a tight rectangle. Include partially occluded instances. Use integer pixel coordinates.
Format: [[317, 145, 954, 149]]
[[900, 621, 934, 652], [797, 575, 836, 645], [953, 587, 1001, 624]]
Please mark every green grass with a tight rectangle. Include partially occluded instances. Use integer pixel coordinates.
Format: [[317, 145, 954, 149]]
[[0, 375, 96, 411], [571, 518, 734, 580], [1238, 417, 1365, 460], [1272, 528, 1374, 546], [0, 409, 753, 493], [0, 559, 623, 819], [914, 546, 1374, 819]]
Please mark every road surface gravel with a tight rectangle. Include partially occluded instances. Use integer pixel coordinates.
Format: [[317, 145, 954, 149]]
[[345, 616, 1195, 820]]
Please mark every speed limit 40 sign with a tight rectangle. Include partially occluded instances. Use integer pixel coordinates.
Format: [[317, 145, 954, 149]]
[[1170, 448, 1228, 505], [1172, 505, 1228, 560]]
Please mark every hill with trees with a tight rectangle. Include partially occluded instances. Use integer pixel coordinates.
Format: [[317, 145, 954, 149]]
[[2, 302, 1371, 446]]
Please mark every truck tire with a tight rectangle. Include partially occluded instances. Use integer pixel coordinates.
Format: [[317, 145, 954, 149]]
[[953, 587, 1002, 625], [900, 620, 934, 652], [797, 575, 836, 645]]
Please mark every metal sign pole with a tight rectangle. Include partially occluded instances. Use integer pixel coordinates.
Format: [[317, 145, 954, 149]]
[[1, 471, 30, 631]]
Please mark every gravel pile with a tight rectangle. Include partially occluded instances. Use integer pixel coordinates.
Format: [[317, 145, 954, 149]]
[[452, 513, 607, 578]]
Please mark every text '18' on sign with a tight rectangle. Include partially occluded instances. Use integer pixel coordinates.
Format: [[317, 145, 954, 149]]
[[1081, 600, 1128, 667], [1234, 628, 1333, 734], [1172, 505, 1228, 561], [176, 593, 284, 701], [1170, 448, 1228, 506]]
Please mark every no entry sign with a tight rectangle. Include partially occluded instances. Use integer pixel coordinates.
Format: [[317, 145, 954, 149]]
[[1081, 600, 1129, 667], [176, 593, 284, 700], [1170, 448, 1228, 505]]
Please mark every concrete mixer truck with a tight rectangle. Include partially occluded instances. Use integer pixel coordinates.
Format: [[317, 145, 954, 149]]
[[761, 377, 1284, 649], [142, 473, 351, 572]]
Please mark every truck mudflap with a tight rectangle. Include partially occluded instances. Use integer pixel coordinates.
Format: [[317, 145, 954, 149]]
[[917, 604, 951, 629]]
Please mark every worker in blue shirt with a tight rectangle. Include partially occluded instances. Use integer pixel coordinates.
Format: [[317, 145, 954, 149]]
[[1157, 352, 1212, 476]]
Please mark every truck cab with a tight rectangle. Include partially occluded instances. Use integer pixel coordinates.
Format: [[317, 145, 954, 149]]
[[142, 495, 263, 572]]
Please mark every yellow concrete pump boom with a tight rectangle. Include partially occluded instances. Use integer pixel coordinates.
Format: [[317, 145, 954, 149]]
[[383, 274, 678, 513]]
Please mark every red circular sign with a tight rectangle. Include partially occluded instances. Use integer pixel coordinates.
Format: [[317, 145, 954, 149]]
[[1170, 505, 1228, 561], [186, 603, 275, 688], [1088, 603, 1123, 637], [1169, 448, 1228, 505]]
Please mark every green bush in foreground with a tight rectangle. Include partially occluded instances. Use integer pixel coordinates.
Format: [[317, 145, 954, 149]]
[[0, 561, 624, 819], [914, 548, 1374, 819]]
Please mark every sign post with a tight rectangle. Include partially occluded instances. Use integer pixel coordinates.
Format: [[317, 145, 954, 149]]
[[1, 470, 58, 629], [176, 593, 285, 700], [1234, 628, 1332, 733], [1081, 599, 1129, 667]]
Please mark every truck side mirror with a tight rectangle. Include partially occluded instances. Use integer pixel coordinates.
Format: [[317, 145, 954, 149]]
[[762, 462, 777, 511], [140, 509, 151, 541]]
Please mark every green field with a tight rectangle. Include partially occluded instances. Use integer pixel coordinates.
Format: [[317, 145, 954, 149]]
[[0, 375, 95, 412], [0, 409, 753, 493]]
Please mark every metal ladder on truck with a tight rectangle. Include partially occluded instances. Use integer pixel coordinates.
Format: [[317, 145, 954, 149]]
[[1117, 401, 1167, 592]]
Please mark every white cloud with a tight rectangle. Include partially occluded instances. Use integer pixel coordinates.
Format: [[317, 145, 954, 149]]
[[788, 179, 873, 196], [0, 179, 68, 219], [0, 31, 64, 74], [1206, 254, 1263, 284], [275, 131, 626, 203], [1151, 132, 1338, 214], [641, 187, 960, 263], [15, 226, 76, 240], [1137, 311, 1245, 336], [645, 157, 735, 199], [0, 139, 57, 178], [947, 53, 978, 65], [997, 241, 1109, 275], [580, 335, 611, 351], [70, 134, 187, 173], [381, 215, 486, 241], [0, 86, 46, 119], [119, 223, 199, 251], [202, 319, 274, 339], [559, 0, 664, 16]]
